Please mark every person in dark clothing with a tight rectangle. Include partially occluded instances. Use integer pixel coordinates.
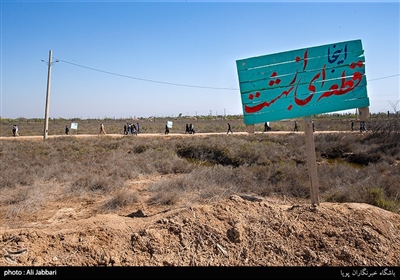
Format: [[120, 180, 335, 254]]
[[124, 124, 128, 135], [185, 124, 190, 134], [165, 124, 170, 135], [137, 123, 140, 134], [132, 123, 137, 135], [360, 121, 367, 133], [294, 121, 298, 132], [351, 121, 354, 131], [12, 125, 19, 136], [227, 123, 233, 134], [264, 122, 271, 132], [65, 125, 69, 135], [189, 123, 195, 134]]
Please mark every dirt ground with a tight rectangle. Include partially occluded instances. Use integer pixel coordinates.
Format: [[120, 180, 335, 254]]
[[1, 134, 399, 279]]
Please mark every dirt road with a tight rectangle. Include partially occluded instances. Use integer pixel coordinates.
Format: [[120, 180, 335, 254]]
[[0, 130, 354, 140]]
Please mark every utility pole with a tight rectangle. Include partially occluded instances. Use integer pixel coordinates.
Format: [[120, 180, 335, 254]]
[[42, 50, 58, 140]]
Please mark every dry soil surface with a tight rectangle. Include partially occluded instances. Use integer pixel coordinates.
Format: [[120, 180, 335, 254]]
[[1, 186, 399, 267]]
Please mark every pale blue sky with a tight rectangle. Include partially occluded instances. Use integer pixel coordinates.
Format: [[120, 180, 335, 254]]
[[1, 0, 399, 119]]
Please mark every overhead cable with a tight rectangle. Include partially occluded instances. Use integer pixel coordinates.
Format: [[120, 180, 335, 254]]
[[55, 58, 239, 90], [55, 58, 399, 90]]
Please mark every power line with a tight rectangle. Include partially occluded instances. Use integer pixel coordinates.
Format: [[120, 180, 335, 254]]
[[54, 58, 399, 90], [367, 74, 400, 81], [54, 58, 239, 91]]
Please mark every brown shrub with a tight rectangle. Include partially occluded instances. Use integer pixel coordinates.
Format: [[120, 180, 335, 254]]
[[100, 189, 140, 212]]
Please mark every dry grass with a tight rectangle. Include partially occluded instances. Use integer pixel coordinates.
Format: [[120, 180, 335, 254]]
[[1, 116, 399, 226]]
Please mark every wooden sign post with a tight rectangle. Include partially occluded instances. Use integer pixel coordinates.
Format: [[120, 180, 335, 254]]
[[236, 39, 370, 206], [304, 117, 320, 206]]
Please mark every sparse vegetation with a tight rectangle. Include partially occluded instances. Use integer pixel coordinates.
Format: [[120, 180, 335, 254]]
[[1, 116, 399, 229]]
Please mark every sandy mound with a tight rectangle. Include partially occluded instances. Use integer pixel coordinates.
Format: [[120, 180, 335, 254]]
[[1, 194, 399, 268]]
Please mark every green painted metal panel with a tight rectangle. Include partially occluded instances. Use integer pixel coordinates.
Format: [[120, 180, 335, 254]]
[[244, 97, 370, 124], [242, 79, 368, 116], [237, 39, 362, 71], [241, 74, 367, 108], [239, 59, 366, 94], [236, 39, 369, 125], [238, 50, 364, 87]]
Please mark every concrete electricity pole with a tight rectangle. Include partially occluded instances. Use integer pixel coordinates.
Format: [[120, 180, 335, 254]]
[[42, 50, 58, 140]]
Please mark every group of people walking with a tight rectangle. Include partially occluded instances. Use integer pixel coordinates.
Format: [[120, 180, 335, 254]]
[[11, 119, 371, 137], [185, 123, 195, 134], [124, 123, 140, 135], [350, 120, 367, 133]]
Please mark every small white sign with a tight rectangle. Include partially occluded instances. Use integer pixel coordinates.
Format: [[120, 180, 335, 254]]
[[71, 122, 78, 130], [167, 121, 173, 128]]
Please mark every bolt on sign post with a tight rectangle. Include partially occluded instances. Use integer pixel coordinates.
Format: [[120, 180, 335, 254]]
[[236, 39, 370, 206]]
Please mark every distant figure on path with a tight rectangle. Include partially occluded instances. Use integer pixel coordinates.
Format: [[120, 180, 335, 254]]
[[189, 123, 195, 134], [227, 123, 233, 134], [100, 123, 106, 135], [185, 124, 190, 134], [65, 125, 69, 135], [124, 123, 128, 135], [312, 121, 315, 132], [165, 124, 170, 135], [293, 121, 298, 132], [12, 125, 19, 137], [351, 121, 354, 131], [131, 123, 137, 135], [137, 123, 140, 134], [128, 123, 133, 134], [264, 122, 271, 132], [360, 121, 367, 133]]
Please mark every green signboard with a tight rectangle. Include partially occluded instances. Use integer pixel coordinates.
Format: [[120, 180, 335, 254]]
[[236, 39, 369, 125]]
